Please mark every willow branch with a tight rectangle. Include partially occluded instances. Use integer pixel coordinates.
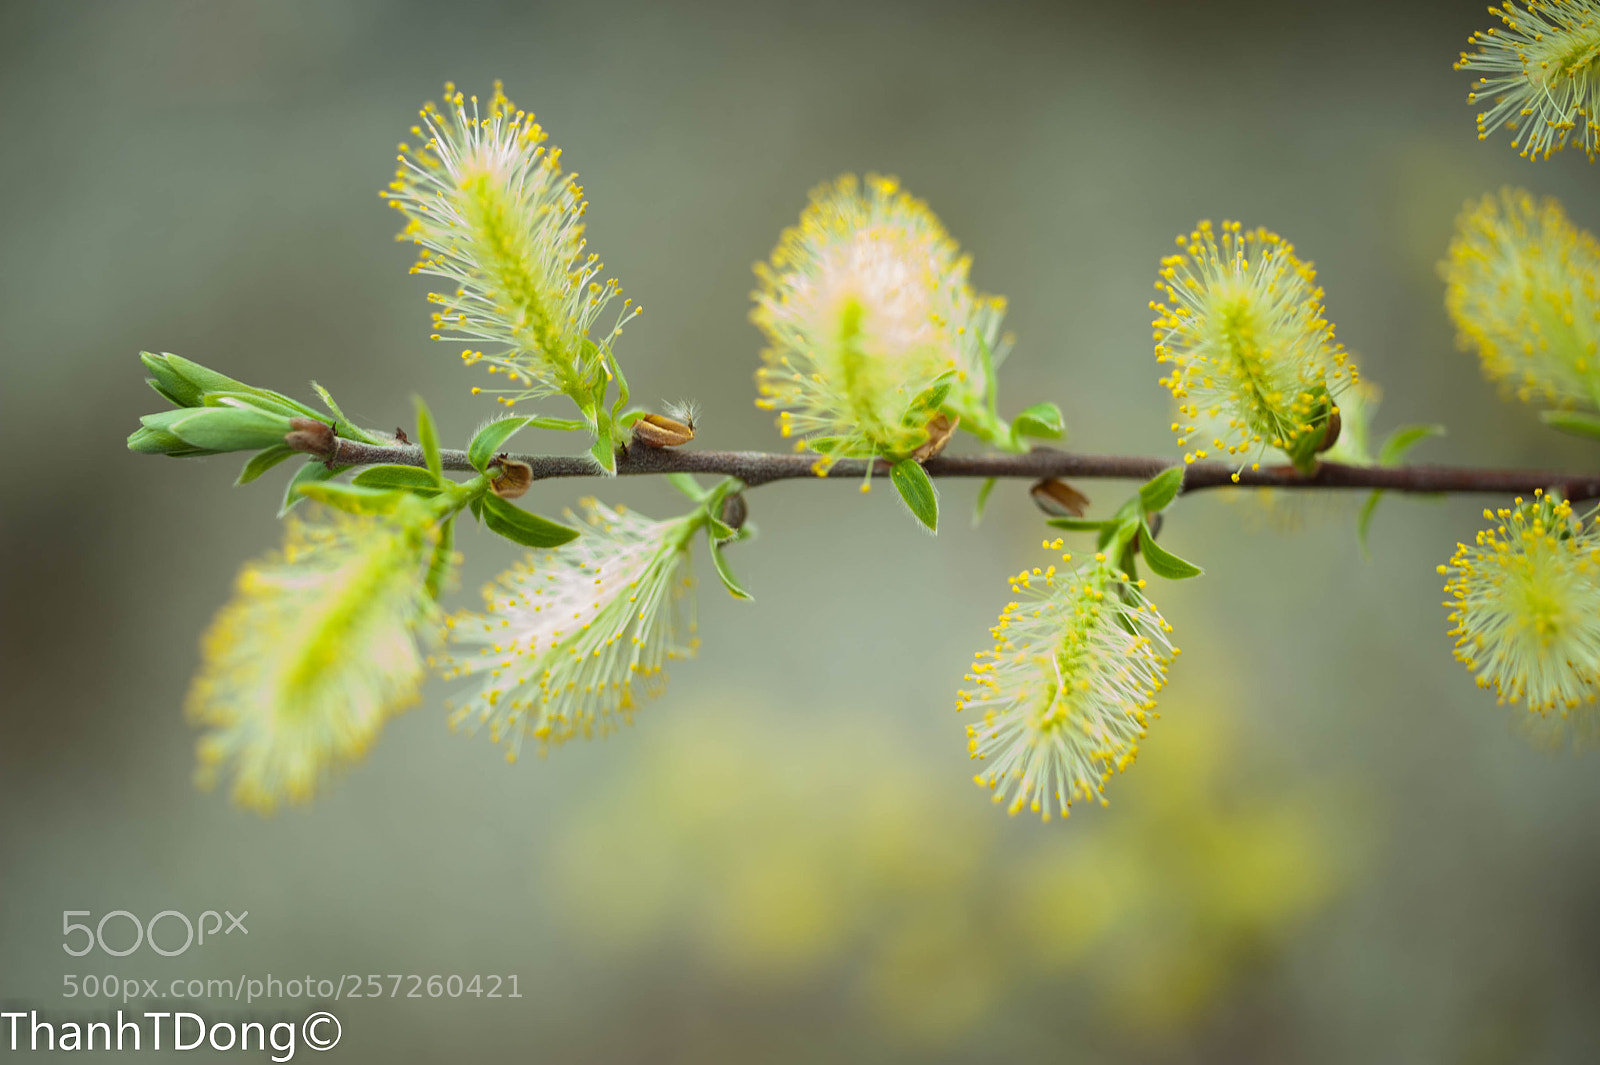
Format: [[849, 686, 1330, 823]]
[[305, 437, 1600, 500]]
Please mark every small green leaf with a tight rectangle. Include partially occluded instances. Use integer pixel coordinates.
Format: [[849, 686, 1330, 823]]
[[890, 458, 939, 532], [605, 344, 632, 421], [907, 369, 957, 415], [426, 516, 456, 600], [201, 390, 307, 420], [667, 472, 707, 502], [708, 538, 753, 599], [166, 407, 293, 452], [972, 477, 998, 526], [1378, 423, 1448, 465], [152, 353, 256, 406], [413, 397, 444, 485], [297, 482, 413, 515], [280, 460, 342, 516], [127, 425, 218, 457], [1138, 524, 1202, 579], [481, 494, 580, 548], [1357, 489, 1383, 559], [1011, 401, 1065, 441], [1137, 465, 1186, 514], [236, 444, 295, 485], [1539, 409, 1600, 442], [589, 421, 617, 475], [312, 381, 351, 427], [976, 333, 1000, 420], [351, 464, 443, 493], [141, 352, 205, 407], [1046, 517, 1110, 532], [468, 416, 532, 471]]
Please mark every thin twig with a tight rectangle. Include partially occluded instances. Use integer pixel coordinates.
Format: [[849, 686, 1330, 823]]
[[314, 437, 1600, 500]]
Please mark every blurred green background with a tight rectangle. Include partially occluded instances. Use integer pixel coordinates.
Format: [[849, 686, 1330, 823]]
[[4, 1, 1600, 1061]]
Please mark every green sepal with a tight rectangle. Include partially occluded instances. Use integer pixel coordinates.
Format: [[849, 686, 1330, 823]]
[[707, 537, 753, 599], [412, 397, 444, 486], [296, 482, 415, 515], [1010, 401, 1065, 445], [468, 416, 532, 471], [351, 464, 444, 494], [1047, 517, 1111, 532], [1138, 465, 1185, 514], [280, 460, 343, 517], [481, 494, 580, 548], [1138, 523, 1202, 579], [468, 495, 485, 523], [1539, 409, 1600, 442], [890, 458, 939, 532], [1378, 423, 1447, 465], [166, 406, 293, 452], [972, 477, 998, 527], [425, 516, 456, 600], [667, 472, 708, 502], [236, 444, 295, 485], [618, 408, 649, 428]]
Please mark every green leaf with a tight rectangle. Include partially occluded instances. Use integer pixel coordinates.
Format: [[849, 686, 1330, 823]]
[[972, 477, 998, 527], [312, 381, 351, 428], [425, 516, 456, 600], [481, 494, 580, 548], [468, 416, 532, 471], [351, 464, 443, 493], [280, 460, 342, 517], [890, 458, 939, 532], [414, 397, 444, 485], [1539, 409, 1600, 442], [127, 425, 218, 457], [1011, 401, 1065, 441], [1357, 489, 1383, 559], [166, 407, 292, 452], [149, 353, 257, 407], [1046, 517, 1111, 532], [236, 444, 295, 485], [708, 538, 753, 599], [1137, 465, 1185, 514], [1098, 511, 1141, 553], [976, 332, 1000, 420], [296, 482, 413, 515], [667, 472, 707, 502], [1138, 524, 1202, 579], [589, 420, 617, 475], [200, 389, 307, 420], [606, 343, 632, 421], [141, 352, 206, 407], [1378, 423, 1447, 465]]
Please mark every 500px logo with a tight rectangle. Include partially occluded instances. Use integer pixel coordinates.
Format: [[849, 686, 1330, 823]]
[[62, 910, 248, 957]]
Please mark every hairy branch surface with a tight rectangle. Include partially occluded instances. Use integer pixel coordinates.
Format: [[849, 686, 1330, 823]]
[[309, 437, 1600, 499]]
